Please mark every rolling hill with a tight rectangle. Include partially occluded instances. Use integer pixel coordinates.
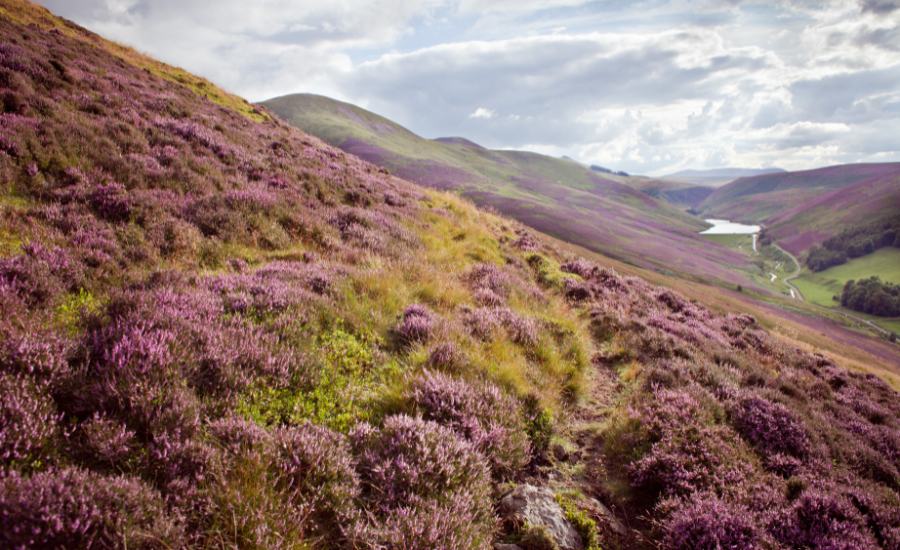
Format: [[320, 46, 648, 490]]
[[663, 167, 786, 187], [0, 2, 898, 549], [262, 93, 752, 286], [701, 163, 900, 255]]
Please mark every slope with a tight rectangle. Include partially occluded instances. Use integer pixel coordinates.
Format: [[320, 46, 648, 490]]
[[262, 93, 754, 287], [0, 2, 898, 550], [700, 163, 900, 253], [663, 167, 786, 187]]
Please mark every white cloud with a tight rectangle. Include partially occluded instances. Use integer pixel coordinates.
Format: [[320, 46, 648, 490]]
[[469, 107, 496, 119]]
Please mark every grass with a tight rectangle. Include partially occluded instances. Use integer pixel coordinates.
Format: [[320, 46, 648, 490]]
[[701, 234, 796, 297], [794, 248, 900, 306], [791, 248, 900, 335]]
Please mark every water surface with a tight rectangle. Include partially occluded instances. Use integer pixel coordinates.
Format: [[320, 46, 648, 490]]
[[699, 218, 761, 235]]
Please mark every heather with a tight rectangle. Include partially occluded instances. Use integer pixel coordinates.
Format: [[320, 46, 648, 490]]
[[0, 2, 897, 549]]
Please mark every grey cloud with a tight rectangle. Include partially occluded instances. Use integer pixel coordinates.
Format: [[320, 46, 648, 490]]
[[790, 65, 900, 122], [860, 0, 899, 14], [342, 32, 771, 147]]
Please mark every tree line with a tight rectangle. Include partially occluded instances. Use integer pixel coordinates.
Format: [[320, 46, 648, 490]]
[[840, 277, 900, 317], [806, 217, 900, 272]]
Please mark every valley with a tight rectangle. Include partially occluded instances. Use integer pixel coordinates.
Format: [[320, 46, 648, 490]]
[[1, 1, 898, 549]]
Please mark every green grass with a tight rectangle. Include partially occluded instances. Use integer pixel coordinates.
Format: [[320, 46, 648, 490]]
[[793, 248, 900, 333], [794, 248, 900, 307], [702, 234, 754, 252]]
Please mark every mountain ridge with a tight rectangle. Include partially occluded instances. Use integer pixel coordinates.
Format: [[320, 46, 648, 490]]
[[262, 93, 757, 287]]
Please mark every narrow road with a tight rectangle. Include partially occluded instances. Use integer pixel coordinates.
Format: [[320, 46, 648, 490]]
[[773, 243, 803, 301], [774, 243, 893, 338]]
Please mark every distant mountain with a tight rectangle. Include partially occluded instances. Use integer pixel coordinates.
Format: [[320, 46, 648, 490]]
[[617, 177, 714, 209], [663, 167, 786, 187], [700, 163, 900, 254], [262, 93, 754, 284]]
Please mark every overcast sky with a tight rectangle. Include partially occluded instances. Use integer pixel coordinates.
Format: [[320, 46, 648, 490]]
[[40, 0, 900, 175]]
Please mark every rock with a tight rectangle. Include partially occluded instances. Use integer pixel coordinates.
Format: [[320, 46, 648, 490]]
[[498, 484, 584, 550]]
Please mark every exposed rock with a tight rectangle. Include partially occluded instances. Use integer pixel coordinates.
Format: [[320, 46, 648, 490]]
[[498, 484, 584, 550]]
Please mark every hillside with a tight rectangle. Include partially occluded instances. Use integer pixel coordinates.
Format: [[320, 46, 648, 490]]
[[262, 94, 754, 287], [663, 167, 786, 187], [701, 163, 900, 254], [618, 177, 714, 209], [1, 2, 899, 549]]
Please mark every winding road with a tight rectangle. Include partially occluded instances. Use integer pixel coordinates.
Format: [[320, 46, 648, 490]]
[[774, 243, 894, 338], [773, 244, 803, 301]]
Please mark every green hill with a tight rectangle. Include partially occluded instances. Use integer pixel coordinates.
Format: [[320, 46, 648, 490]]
[[262, 93, 755, 287]]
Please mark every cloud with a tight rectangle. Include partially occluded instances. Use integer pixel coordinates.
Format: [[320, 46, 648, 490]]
[[36, 0, 900, 174], [469, 107, 496, 119]]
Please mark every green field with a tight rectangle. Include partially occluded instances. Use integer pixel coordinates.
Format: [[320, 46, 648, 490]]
[[794, 248, 900, 333]]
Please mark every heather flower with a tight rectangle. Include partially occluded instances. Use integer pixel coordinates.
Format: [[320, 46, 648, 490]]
[[208, 415, 270, 453], [272, 423, 359, 530], [771, 488, 877, 549], [426, 342, 462, 370], [407, 370, 531, 479], [560, 258, 596, 278], [729, 394, 810, 459], [0, 467, 184, 549], [350, 415, 492, 515], [661, 493, 763, 550], [0, 373, 57, 466], [563, 278, 592, 301], [0, 243, 82, 306], [394, 303, 436, 346], [0, 328, 71, 386], [465, 306, 537, 346], [466, 263, 511, 298], [349, 492, 495, 550], [72, 413, 136, 469], [90, 181, 132, 221]]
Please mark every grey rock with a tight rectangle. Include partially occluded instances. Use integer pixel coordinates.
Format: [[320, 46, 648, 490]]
[[498, 484, 584, 550]]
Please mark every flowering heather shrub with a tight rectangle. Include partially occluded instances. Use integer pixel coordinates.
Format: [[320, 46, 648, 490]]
[[563, 277, 592, 302], [72, 413, 136, 469], [89, 181, 132, 221], [466, 263, 511, 297], [474, 287, 505, 306], [350, 415, 493, 520], [395, 303, 436, 346], [0, 243, 82, 306], [560, 258, 596, 279], [661, 493, 762, 550], [209, 415, 271, 454], [426, 341, 462, 370], [351, 493, 496, 550], [0, 327, 71, 386], [729, 394, 810, 459], [0, 373, 57, 467], [630, 423, 753, 498], [0, 468, 184, 549], [465, 306, 538, 346], [771, 488, 878, 549], [272, 423, 359, 531], [407, 370, 531, 479]]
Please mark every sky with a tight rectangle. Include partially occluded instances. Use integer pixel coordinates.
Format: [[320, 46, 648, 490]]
[[40, 0, 900, 176]]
